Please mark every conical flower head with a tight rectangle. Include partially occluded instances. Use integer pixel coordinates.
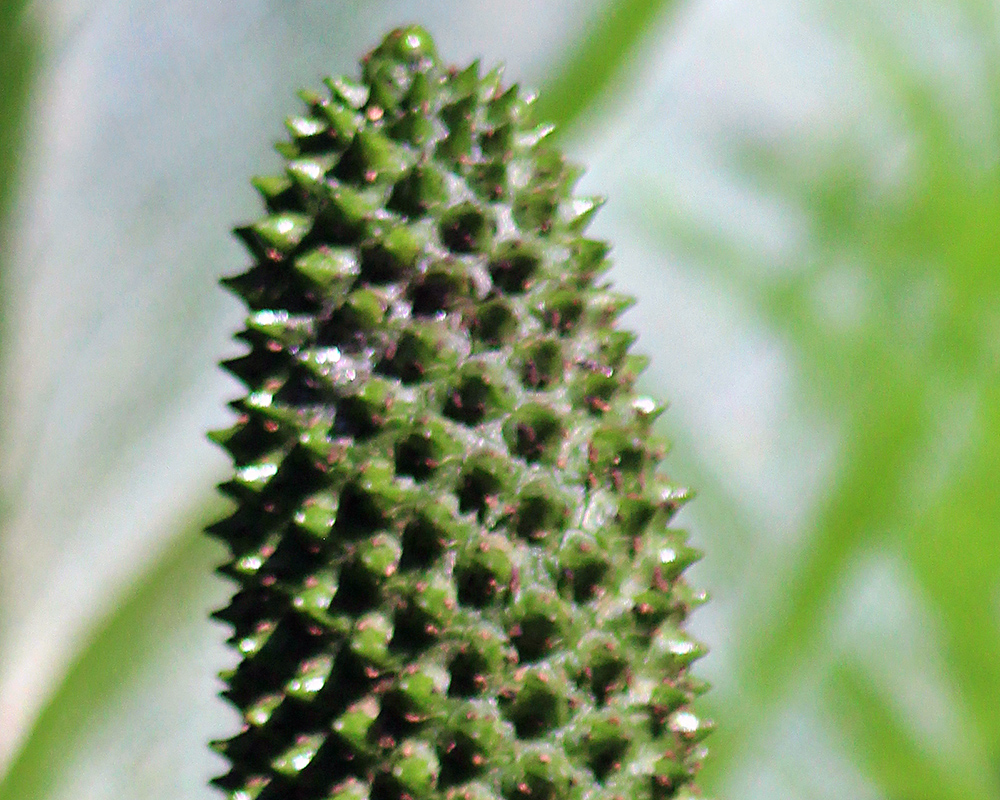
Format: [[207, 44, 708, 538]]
[[210, 25, 711, 800]]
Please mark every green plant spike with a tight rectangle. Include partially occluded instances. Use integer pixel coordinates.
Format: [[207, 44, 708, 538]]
[[210, 25, 711, 800]]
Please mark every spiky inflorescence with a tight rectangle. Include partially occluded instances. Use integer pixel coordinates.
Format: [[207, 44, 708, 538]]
[[209, 26, 711, 800]]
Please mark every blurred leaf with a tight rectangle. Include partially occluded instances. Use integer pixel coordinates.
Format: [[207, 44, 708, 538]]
[[0, 502, 225, 800], [0, 0, 39, 506], [903, 384, 1000, 755], [826, 663, 995, 800], [0, 0, 36, 229], [743, 374, 925, 699], [536, 0, 684, 137], [634, 1, 1000, 795]]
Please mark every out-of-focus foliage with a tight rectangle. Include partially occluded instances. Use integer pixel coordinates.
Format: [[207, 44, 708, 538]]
[[1, 2, 999, 800], [0, 1, 37, 229], [635, 4, 1000, 795]]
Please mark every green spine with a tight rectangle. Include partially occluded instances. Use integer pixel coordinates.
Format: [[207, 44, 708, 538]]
[[210, 26, 711, 800]]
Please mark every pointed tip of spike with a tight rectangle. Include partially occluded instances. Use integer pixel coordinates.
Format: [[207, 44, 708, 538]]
[[209, 738, 229, 755], [371, 25, 440, 69]]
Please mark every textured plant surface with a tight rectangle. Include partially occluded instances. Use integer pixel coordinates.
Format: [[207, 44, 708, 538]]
[[209, 26, 710, 800]]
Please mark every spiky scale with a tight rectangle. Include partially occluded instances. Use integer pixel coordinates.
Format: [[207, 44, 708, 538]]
[[211, 25, 711, 800]]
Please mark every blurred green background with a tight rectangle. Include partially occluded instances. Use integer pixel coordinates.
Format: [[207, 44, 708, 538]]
[[2, 1, 999, 798]]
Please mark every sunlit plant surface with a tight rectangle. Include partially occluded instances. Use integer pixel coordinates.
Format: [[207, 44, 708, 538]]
[[2, 2, 999, 800]]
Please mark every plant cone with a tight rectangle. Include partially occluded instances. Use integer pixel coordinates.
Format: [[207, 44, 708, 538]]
[[209, 25, 711, 800]]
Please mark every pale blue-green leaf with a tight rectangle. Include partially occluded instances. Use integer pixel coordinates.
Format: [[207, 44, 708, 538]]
[[0, 0, 606, 776]]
